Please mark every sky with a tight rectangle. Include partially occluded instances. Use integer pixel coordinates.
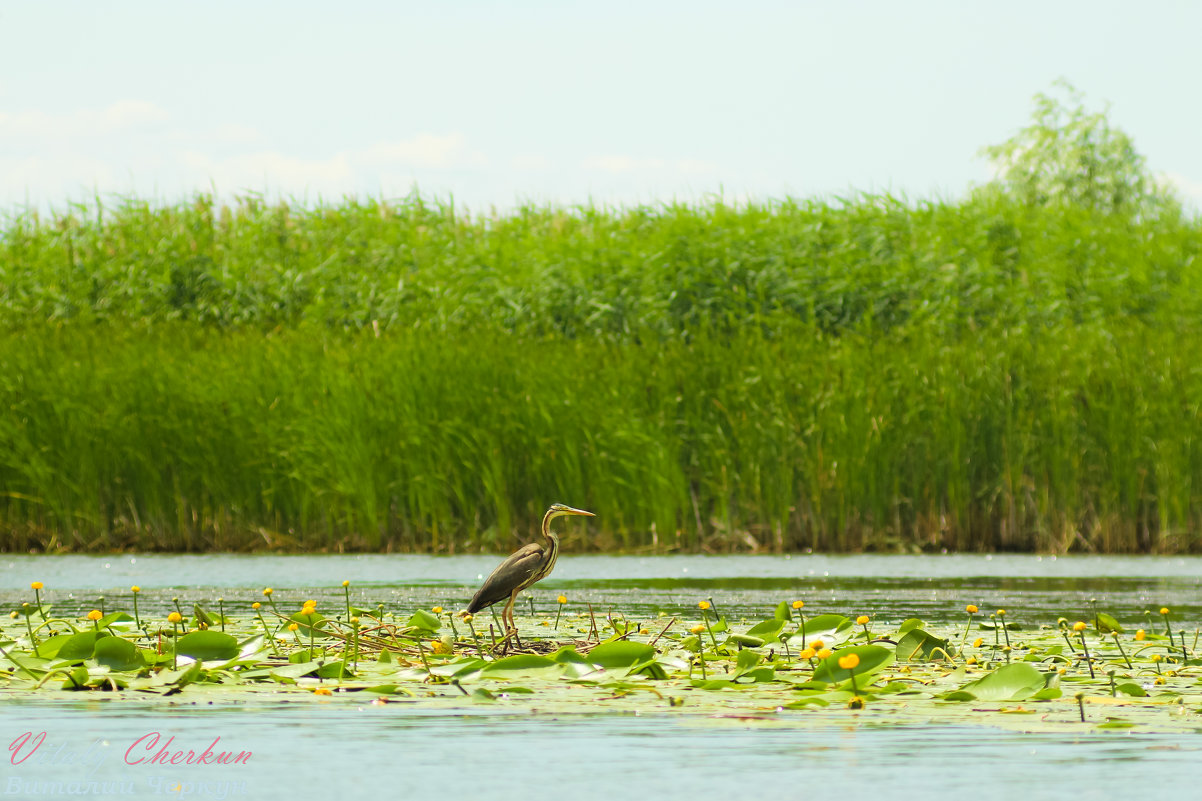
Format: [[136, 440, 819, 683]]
[[1, 2, 1200, 213]]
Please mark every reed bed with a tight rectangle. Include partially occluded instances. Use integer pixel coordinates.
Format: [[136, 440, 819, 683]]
[[1, 193, 1201, 553]]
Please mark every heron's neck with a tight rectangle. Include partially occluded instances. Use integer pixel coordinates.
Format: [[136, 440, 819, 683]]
[[541, 509, 562, 545]]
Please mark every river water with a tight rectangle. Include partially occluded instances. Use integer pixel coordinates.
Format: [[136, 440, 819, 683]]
[[1, 554, 1200, 800]]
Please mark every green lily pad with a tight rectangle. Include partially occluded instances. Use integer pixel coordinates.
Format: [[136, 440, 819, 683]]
[[32, 633, 79, 660], [587, 642, 656, 669], [91, 637, 145, 671], [745, 619, 786, 643], [407, 609, 441, 632], [481, 654, 561, 679], [812, 645, 894, 684], [896, 629, 955, 662], [736, 649, 761, 673], [1115, 682, 1148, 697], [175, 631, 239, 661], [897, 618, 926, 636], [289, 612, 329, 638], [789, 614, 853, 644], [56, 632, 105, 661], [951, 662, 1049, 701], [1096, 718, 1136, 729]]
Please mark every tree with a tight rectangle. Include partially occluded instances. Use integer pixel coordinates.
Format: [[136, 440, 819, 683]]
[[980, 80, 1178, 216]]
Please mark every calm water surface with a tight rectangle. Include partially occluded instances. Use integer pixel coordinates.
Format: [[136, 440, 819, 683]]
[[2, 552, 1199, 623], [2, 554, 1200, 799]]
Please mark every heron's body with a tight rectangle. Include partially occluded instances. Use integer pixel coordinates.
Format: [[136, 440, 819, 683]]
[[467, 503, 593, 633]]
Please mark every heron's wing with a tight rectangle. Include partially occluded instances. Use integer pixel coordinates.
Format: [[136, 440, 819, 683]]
[[466, 543, 546, 613]]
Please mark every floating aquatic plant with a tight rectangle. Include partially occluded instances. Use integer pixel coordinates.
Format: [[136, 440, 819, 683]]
[[0, 588, 1196, 733]]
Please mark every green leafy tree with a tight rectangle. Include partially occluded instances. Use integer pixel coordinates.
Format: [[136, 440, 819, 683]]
[[980, 80, 1177, 215]]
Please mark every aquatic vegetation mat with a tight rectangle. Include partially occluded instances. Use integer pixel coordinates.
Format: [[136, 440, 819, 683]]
[[4, 583, 1202, 734]]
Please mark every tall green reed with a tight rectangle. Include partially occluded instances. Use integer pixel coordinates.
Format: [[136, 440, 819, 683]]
[[1, 192, 1200, 553]]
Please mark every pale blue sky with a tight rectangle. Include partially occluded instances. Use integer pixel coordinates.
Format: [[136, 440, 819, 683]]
[[2, 2, 1200, 212]]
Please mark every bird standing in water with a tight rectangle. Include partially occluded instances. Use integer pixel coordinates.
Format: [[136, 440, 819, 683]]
[[466, 503, 594, 636]]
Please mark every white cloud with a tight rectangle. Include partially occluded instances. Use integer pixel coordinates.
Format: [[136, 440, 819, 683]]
[[172, 133, 486, 196], [180, 150, 354, 195], [0, 99, 168, 138], [583, 155, 720, 177], [357, 133, 485, 170], [583, 155, 666, 173], [1163, 172, 1202, 207], [510, 154, 550, 170], [212, 123, 266, 145], [675, 158, 719, 176]]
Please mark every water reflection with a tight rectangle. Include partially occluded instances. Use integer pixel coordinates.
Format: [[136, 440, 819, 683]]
[[0, 701, 1199, 801], [1, 554, 1198, 624]]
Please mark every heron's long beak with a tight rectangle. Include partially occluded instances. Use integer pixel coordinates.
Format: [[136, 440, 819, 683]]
[[564, 506, 595, 517]]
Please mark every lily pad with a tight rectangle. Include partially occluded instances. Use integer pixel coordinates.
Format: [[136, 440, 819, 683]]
[[481, 654, 561, 679], [812, 645, 894, 684], [950, 662, 1049, 701], [56, 632, 105, 661], [175, 631, 239, 661], [91, 637, 145, 671], [789, 614, 853, 645], [896, 629, 955, 662], [587, 642, 656, 669], [407, 609, 441, 632]]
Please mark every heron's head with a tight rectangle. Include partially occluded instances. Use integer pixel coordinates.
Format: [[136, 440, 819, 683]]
[[547, 503, 595, 519]]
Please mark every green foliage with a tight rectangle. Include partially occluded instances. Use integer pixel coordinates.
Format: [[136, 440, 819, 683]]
[[979, 80, 1177, 215], [406, 609, 442, 632], [791, 616, 853, 644], [895, 629, 953, 662], [174, 630, 240, 661], [585, 642, 656, 668], [1, 188, 1201, 553], [0, 592, 1197, 732], [91, 636, 145, 671], [944, 662, 1050, 702], [812, 645, 893, 683]]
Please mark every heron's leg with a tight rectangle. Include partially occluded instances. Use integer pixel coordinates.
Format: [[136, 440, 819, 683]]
[[504, 591, 523, 648], [503, 591, 517, 633]]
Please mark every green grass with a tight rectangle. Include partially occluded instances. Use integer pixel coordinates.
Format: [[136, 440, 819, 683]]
[[1, 193, 1201, 552]]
